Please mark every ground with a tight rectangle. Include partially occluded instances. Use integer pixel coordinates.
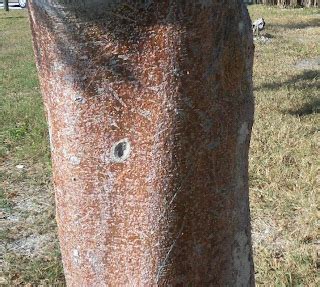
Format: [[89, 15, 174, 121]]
[[0, 5, 319, 286]]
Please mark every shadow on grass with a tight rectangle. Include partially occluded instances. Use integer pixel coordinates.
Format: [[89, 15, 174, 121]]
[[267, 18, 320, 30], [0, 16, 27, 19], [285, 97, 320, 117], [256, 70, 319, 91], [256, 70, 319, 117]]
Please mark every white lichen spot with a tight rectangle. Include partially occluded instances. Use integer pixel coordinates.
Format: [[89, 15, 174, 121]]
[[74, 95, 86, 104], [233, 231, 251, 286], [137, 109, 152, 120], [110, 138, 131, 163], [72, 249, 80, 265], [64, 74, 75, 84], [52, 61, 64, 72], [64, 126, 76, 136], [238, 21, 245, 32], [108, 116, 119, 129], [48, 125, 54, 152], [97, 87, 105, 95], [194, 243, 203, 256], [79, 55, 88, 60], [110, 122, 119, 129], [238, 122, 249, 144], [46, 109, 55, 152], [101, 152, 111, 164], [69, 155, 81, 166], [207, 140, 220, 150], [118, 54, 129, 60]]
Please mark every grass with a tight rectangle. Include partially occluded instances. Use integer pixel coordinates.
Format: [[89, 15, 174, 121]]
[[0, 11, 50, 163], [0, 11, 60, 286], [0, 5, 319, 286], [249, 5, 319, 286]]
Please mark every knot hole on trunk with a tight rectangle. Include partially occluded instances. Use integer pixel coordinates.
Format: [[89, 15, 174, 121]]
[[111, 139, 131, 163]]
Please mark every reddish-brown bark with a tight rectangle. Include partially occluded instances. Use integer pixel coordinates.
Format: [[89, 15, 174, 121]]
[[29, 0, 255, 285]]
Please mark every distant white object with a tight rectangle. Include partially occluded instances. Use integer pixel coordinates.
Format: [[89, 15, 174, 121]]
[[16, 164, 25, 169], [18, 0, 27, 8], [252, 18, 266, 35]]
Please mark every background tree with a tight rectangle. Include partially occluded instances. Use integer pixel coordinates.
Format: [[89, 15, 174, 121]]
[[28, 0, 255, 285], [4, 0, 9, 11]]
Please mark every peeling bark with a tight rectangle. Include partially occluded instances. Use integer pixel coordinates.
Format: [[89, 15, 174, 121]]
[[28, 0, 255, 285]]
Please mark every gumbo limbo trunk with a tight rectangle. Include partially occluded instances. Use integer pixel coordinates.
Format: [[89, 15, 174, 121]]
[[28, 0, 255, 285]]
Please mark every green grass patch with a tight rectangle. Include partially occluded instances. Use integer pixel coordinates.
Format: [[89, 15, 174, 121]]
[[0, 188, 12, 210], [0, 11, 50, 165], [4, 250, 65, 286], [249, 5, 319, 286], [0, 10, 61, 286]]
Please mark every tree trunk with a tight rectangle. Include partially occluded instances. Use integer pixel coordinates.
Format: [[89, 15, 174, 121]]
[[4, 0, 9, 11], [28, 0, 255, 285]]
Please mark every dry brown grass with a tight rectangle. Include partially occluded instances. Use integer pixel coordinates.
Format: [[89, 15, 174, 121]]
[[249, 5, 319, 286]]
